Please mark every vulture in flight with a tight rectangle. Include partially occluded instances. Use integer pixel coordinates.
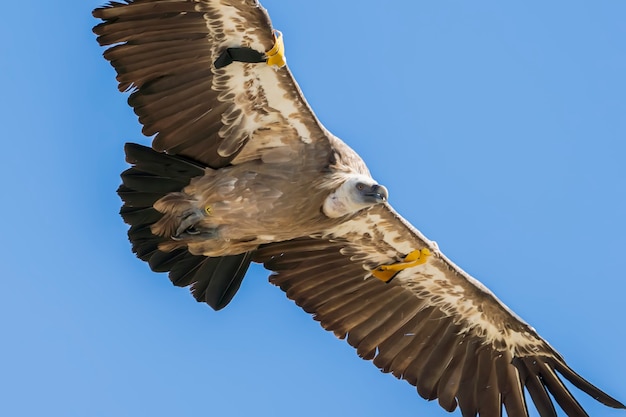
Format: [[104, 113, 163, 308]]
[[93, 1, 624, 416]]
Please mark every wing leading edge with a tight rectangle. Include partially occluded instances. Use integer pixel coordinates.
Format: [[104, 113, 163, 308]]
[[254, 204, 625, 417]]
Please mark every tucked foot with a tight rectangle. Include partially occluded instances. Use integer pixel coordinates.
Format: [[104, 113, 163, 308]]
[[173, 227, 219, 241], [172, 209, 219, 241]]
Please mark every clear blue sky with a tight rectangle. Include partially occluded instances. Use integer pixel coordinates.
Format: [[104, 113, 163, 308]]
[[1, 1, 624, 416]]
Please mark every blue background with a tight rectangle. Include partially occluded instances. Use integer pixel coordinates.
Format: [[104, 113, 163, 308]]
[[1, 1, 624, 416]]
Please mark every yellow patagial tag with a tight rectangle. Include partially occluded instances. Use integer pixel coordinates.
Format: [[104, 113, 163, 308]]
[[372, 248, 431, 283], [266, 30, 286, 68]]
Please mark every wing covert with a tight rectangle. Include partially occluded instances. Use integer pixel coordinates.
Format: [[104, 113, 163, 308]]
[[253, 204, 625, 416], [93, 0, 330, 168]]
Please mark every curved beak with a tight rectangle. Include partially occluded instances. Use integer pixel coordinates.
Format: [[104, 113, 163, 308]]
[[365, 184, 388, 203]]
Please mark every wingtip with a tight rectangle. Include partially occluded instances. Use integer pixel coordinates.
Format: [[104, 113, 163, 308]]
[[547, 357, 626, 410]]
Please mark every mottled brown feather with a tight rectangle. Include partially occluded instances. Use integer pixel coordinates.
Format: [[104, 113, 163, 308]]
[[373, 307, 436, 373], [456, 339, 481, 416], [94, 1, 624, 416], [351, 295, 426, 360], [344, 288, 410, 355], [255, 219, 624, 416], [496, 351, 528, 417], [401, 314, 451, 387], [94, 0, 333, 169], [411, 320, 459, 399], [474, 347, 502, 416], [437, 338, 469, 412]]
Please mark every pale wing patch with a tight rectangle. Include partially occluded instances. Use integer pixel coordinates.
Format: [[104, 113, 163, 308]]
[[393, 264, 543, 354], [203, 2, 316, 160], [325, 210, 426, 264], [211, 2, 268, 53], [259, 69, 313, 144], [327, 205, 547, 355], [212, 52, 318, 162], [213, 66, 268, 158], [204, 1, 321, 162]]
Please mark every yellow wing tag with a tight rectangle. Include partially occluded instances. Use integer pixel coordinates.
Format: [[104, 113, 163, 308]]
[[372, 248, 431, 283], [266, 30, 286, 68]]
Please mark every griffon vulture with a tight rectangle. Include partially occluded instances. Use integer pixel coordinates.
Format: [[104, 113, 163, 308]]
[[92, 1, 624, 416]]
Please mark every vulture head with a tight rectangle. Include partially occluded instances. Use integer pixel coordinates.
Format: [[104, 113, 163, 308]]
[[323, 175, 388, 218]]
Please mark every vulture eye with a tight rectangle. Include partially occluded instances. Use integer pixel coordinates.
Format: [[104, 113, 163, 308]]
[[357, 183, 365, 191]]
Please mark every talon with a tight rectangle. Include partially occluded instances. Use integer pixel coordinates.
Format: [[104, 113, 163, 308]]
[[171, 208, 218, 240], [173, 209, 204, 237], [185, 226, 202, 235], [190, 229, 219, 240], [173, 227, 219, 241]]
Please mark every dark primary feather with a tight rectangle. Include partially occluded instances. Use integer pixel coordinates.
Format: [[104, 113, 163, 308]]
[[254, 237, 625, 416], [93, 0, 277, 169], [93, 1, 625, 415]]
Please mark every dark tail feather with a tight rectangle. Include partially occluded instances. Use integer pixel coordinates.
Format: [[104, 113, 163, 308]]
[[118, 143, 253, 310]]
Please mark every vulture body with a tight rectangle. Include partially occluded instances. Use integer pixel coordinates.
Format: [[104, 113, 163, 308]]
[[93, 1, 624, 416]]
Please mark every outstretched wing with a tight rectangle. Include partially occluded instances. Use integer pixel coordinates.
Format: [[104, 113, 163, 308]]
[[93, 0, 330, 169], [93, 0, 341, 310], [254, 204, 624, 417]]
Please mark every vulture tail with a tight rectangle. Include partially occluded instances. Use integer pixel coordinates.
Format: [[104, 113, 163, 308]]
[[117, 142, 253, 310]]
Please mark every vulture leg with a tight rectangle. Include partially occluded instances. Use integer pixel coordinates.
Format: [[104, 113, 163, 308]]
[[173, 208, 219, 240]]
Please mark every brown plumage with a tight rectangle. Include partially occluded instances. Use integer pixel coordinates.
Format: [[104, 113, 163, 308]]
[[93, 1, 624, 416]]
